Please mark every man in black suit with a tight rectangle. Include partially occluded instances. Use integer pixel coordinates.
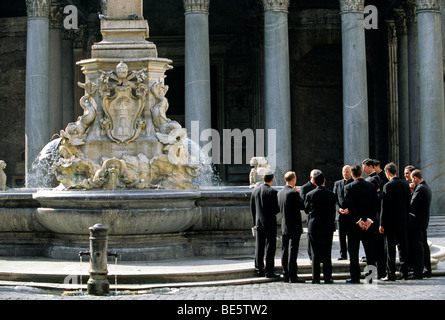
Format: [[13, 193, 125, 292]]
[[299, 169, 321, 261], [251, 172, 280, 278], [304, 171, 336, 284], [362, 158, 381, 187], [408, 169, 432, 279], [374, 159, 388, 190], [278, 171, 305, 283], [342, 164, 378, 284], [333, 165, 353, 260], [379, 162, 411, 281]]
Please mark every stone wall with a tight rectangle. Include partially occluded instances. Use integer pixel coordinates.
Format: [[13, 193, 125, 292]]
[[289, 10, 344, 188]]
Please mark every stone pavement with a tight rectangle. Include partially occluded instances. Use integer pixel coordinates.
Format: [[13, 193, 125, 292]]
[[0, 230, 444, 304]]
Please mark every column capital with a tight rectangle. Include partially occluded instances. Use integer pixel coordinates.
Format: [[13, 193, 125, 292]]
[[385, 20, 397, 46], [49, 2, 64, 29], [262, 0, 290, 13], [26, 0, 50, 18], [416, 0, 440, 11], [401, 0, 417, 23], [183, 0, 210, 14], [393, 8, 408, 36], [339, 0, 365, 13]]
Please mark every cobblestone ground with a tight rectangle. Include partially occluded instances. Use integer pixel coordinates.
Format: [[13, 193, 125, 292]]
[[1, 276, 444, 301]]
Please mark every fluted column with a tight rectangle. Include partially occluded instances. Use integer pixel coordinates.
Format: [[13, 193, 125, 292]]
[[394, 9, 410, 170], [402, 0, 421, 167], [262, 0, 291, 185], [25, 0, 51, 185], [184, 0, 211, 150], [385, 20, 399, 167], [339, 0, 369, 166], [416, 0, 445, 215], [62, 29, 74, 126]]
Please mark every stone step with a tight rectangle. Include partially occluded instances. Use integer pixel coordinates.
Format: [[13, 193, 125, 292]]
[[429, 216, 445, 233]]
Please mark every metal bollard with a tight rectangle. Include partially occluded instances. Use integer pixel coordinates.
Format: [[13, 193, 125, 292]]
[[86, 223, 110, 296]]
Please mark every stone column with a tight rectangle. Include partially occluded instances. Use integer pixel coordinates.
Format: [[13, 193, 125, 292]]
[[262, 0, 292, 185], [49, 2, 64, 137], [25, 0, 51, 185], [385, 20, 399, 167], [62, 29, 74, 125], [394, 9, 410, 170], [416, 0, 445, 215], [402, 0, 421, 167], [184, 0, 212, 150], [339, 0, 369, 166]]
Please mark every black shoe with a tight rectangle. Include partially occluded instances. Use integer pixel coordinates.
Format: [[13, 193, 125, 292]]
[[266, 272, 280, 279], [396, 274, 408, 280], [312, 279, 320, 284], [423, 271, 432, 278], [256, 270, 265, 277], [346, 278, 360, 284], [290, 277, 306, 283], [337, 256, 348, 261], [408, 274, 423, 280], [324, 279, 334, 284], [283, 276, 289, 283]]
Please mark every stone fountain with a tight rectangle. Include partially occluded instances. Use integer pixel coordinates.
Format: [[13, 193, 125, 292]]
[[55, 1, 197, 191], [0, 0, 256, 262]]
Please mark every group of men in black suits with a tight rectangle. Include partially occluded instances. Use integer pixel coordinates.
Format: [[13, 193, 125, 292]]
[[251, 169, 337, 283], [250, 158, 432, 284]]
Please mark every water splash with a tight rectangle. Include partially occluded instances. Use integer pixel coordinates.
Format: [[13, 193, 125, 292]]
[[186, 138, 222, 188], [26, 137, 62, 188]]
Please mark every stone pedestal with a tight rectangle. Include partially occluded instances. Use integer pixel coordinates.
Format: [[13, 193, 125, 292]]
[[340, 0, 369, 166]]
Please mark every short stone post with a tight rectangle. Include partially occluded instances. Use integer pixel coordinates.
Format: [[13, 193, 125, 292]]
[[87, 224, 110, 296]]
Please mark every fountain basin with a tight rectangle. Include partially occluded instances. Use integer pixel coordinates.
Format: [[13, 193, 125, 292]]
[[33, 190, 201, 235], [0, 187, 258, 260]]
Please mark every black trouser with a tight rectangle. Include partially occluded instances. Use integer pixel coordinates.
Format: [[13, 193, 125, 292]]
[[309, 232, 333, 281], [348, 226, 376, 281], [337, 217, 348, 258], [255, 225, 277, 275], [375, 231, 387, 278], [384, 228, 409, 277], [408, 227, 427, 277], [281, 232, 301, 280], [424, 230, 431, 273]]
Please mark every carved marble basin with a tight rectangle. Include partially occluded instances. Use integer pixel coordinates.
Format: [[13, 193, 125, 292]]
[[33, 189, 201, 235]]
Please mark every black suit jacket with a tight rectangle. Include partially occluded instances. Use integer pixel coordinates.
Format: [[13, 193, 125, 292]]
[[304, 186, 336, 235], [344, 178, 378, 228], [251, 183, 280, 230], [378, 170, 389, 189], [333, 178, 353, 220], [299, 181, 316, 214], [409, 181, 432, 230], [380, 177, 411, 231], [278, 185, 305, 235]]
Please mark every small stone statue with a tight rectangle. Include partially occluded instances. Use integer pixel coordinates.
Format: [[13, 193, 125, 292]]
[[0, 160, 7, 191], [249, 157, 272, 188]]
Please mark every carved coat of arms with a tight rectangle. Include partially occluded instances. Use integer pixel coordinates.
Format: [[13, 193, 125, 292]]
[[99, 61, 148, 144]]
